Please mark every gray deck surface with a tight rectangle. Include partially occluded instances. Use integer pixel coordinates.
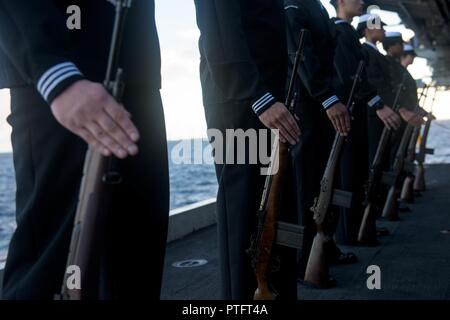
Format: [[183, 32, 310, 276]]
[[161, 164, 450, 300], [1, 164, 449, 300]]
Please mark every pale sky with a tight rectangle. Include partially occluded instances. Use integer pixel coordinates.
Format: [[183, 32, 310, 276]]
[[0, 0, 448, 153]]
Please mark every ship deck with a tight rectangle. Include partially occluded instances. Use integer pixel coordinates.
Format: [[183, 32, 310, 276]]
[[161, 164, 450, 300]]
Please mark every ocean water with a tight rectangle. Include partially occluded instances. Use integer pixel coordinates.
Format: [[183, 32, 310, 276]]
[[1, 122, 450, 268], [0, 153, 15, 268], [0, 140, 218, 269]]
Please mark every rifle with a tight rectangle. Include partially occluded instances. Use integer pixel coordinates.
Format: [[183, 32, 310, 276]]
[[56, 0, 132, 300], [358, 74, 407, 244], [400, 85, 430, 203], [381, 119, 415, 220], [414, 88, 437, 192], [247, 30, 307, 300], [382, 85, 432, 218], [303, 61, 365, 288]]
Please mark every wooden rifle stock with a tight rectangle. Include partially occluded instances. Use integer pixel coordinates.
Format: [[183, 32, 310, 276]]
[[57, 0, 132, 300], [358, 75, 407, 243], [384, 85, 435, 218], [247, 30, 307, 300], [400, 85, 430, 202], [382, 124, 414, 220], [400, 127, 420, 203], [414, 119, 431, 191], [304, 61, 365, 288], [414, 88, 437, 192]]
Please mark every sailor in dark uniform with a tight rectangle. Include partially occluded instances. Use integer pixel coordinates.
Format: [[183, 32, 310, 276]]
[[359, 15, 398, 166], [400, 44, 420, 113], [194, 0, 301, 300], [0, 0, 169, 299], [357, 14, 403, 236], [284, 0, 354, 285], [382, 32, 423, 168], [400, 44, 428, 119], [401, 43, 429, 115], [399, 43, 427, 198], [401, 44, 418, 69], [329, 1, 401, 246], [359, 22, 422, 222]]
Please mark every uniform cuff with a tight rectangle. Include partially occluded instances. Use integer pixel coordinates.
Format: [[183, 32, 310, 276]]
[[252, 92, 277, 116], [322, 95, 340, 109], [37, 62, 84, 104], [368, 95, 383, 108]]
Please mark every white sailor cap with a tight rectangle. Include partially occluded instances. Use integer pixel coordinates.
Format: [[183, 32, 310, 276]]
[[382, 31, 404, 48], [404, 44, 414, 51], [357, 14, 386, 36], [385, 31, 403, 39], [358, 14, 384, 25], [403, 44, 417, 56]]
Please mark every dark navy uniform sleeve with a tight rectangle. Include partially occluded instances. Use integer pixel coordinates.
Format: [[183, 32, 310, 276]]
[[0, 0, 84, 104], [363, 46, 393, 107], [387, 58, 415, 112], [403, 68, 419, 111], [359, 49, 383, 109], [332, 21, 383, 109], [284, 3, 340, 109], [194, 0, 277, 116]]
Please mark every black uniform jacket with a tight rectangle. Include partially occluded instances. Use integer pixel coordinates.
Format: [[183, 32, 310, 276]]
[[0, 0, 161, 104], [331, 18, 382, 109], [194, 0, 287, 116], [284, 0, 341, 110], [385, 55, 416, 111], [402, 65, 419, 111], [362, 42, 393, 110]]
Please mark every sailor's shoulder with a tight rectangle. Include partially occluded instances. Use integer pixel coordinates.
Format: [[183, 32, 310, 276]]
[[284, 0, 302, 11], [284, 0, 317, 12]]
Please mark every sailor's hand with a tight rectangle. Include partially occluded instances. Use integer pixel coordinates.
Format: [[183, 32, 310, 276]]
[[326, 102, 351, 136], [50, 80, 140, 159], [376, 105, 402, 130], [258, 102, 301, 145], [399, 107, 425, 127]]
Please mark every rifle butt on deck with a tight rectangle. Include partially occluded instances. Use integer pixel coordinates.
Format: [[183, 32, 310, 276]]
[[58, 150, 110, 300], [358, 203, 379, 246], [414, 164, 426, 192], [382, 185, 399, 221], [303, 231, 330, 288], [401, 175, 415, 203], [252, 142, 290, 301]]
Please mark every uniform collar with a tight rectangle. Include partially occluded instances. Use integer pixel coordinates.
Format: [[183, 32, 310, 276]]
[[364, 41, 379, 52], [334, 18, 355, 29]]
